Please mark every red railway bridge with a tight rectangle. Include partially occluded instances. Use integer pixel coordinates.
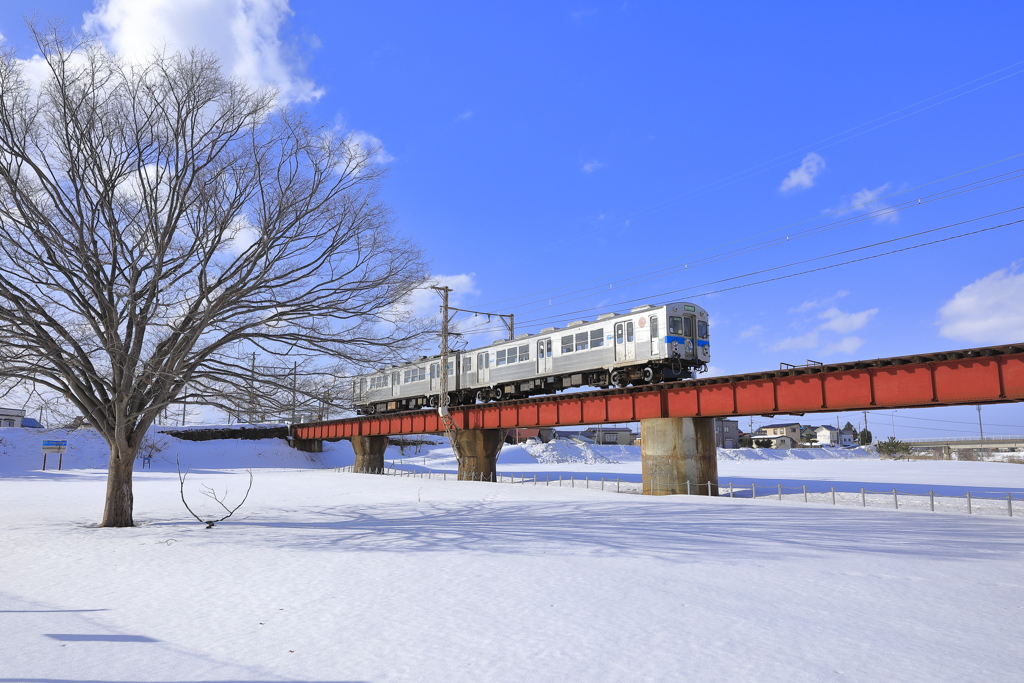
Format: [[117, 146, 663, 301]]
[[291, 343, 1024, 494]]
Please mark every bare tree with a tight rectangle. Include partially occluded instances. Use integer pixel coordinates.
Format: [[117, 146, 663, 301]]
[[0, 24, 429, 526]]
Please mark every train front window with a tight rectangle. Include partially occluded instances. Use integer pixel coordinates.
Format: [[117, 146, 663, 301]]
[[698, 320, 708, 338], [561, 336, 573, 353], [669, 316, 682, 335], [684, 317, 693, 337], [590, 328, 604, 348], [575, 332, 589, 351]]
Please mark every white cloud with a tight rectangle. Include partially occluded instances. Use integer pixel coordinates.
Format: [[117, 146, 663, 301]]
[[769, 306, 877, 355], [83, 0, 323, 104], [837, 183, 899, 223], [770, 331, 819, 352], [345, 130, 394, 165], [818, 336, 864, 356], [789, 290, 849, 314], [405, 274, 479, 318], [779, 152, 824, 192], [582, 160, 604, 173], [938, 265, 1024, 344], [739, 324, 763, 340], [817, 306, 878, 334], [455, 110, 473, 121]]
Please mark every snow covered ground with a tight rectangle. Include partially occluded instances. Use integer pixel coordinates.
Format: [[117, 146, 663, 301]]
[[3, 427, 1024, 681]]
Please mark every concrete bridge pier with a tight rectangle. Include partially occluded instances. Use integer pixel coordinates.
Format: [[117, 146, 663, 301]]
[[640, 417, 718, 495], [351, 435, 389, 472], [291, 438, 323, 453], [453, 429, 504, 481]]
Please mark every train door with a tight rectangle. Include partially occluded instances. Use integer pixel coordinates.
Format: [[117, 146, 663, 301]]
[[615, 322, 636, 362], [683, 315, 696, 359], [477, 352, 489, 383], [392, 372, 400, 397], [429, 362, 439, 392], [537, 338, 553, 374], [649, 315, 660, 357]]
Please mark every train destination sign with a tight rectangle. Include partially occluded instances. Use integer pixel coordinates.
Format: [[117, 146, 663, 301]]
[[42, 440, 67, 453]]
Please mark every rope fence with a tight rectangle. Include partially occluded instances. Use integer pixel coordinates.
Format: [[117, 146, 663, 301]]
[[332, 467, 1023, 519]]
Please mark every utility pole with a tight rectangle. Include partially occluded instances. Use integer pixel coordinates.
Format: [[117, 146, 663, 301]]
[[431, 286, 517, 468], [291, 362, 298, 424], [977, 405, 984, 441]]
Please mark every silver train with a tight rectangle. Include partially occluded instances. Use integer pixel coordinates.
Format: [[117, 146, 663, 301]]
[[353, 301, 710, 414]]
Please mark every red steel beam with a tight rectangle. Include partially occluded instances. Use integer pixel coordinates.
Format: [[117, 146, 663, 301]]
[[293, 343, 1024, 439]]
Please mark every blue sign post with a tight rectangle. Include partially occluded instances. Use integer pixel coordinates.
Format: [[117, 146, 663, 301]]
[[42, 440, 68, 471]]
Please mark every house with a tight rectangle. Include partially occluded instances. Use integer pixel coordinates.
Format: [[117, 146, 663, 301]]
[[811, 425, 858, 447], [714, 419, 739, 448], [0, 407, 25, 428], [582, 427, 635, 445], [813, 425, 839, 446], [749, 423, 803, 449]]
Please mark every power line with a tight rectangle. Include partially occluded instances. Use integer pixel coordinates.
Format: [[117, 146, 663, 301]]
[[546, 60, 1024, 250], [481, 167, 1024, 314], [461, 208, 1023, 336], [477, 154, 1024, 310]]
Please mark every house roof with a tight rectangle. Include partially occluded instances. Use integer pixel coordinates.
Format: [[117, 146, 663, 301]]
[[21, 417, 43, 428], [816, 425, 838, 432]]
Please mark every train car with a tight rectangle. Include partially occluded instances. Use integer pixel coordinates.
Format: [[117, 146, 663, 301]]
[[352, 301, 709, 414]]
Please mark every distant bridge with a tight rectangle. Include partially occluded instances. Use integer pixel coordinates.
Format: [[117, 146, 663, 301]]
[[906, 435, 1024, 450]]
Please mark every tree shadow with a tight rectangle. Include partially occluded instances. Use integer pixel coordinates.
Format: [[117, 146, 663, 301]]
[[150, 497, 1024, 562]]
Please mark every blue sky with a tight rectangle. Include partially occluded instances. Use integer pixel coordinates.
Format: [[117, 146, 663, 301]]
[[2, 1, 1023, 438]]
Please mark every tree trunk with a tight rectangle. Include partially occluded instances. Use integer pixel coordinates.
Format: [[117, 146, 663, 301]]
[[101, 443, 137, 527]]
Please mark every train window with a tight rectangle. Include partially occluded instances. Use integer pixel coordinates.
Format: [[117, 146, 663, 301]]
[[447, 363, 454, 375], [561, 335, 573, 353], [519, 344, 530, 361], [403, 369, 410, 383], [508, 346, 518, 363], [650, 316, 659, 338], [430, 363, 438, 378], [575, 332, 589, 351], [626, 322, 634, 343], [392, 372, 399, 386], [590, 328, 604, 348], [698, 320, 708, 338], [546, 339, 552, 357], [496, 349, 507, 366], [464, 356, 472, 372], [615, 324, 623, 344], [684, 317, 693, 337]]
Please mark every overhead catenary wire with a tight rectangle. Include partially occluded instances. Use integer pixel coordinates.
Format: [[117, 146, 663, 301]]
[[542, 59, 1024, 252], [477, 155, 1024, 310], [478, 167, 1024, 314], [458, 208, 1024, 337]]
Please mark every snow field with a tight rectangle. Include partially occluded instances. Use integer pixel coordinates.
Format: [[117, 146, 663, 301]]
[[3, 466, 1024, 682]]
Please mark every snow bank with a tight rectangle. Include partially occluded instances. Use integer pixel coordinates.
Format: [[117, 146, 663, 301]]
[[718, 446, 876, 461], [0, 426, 356, 475]]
